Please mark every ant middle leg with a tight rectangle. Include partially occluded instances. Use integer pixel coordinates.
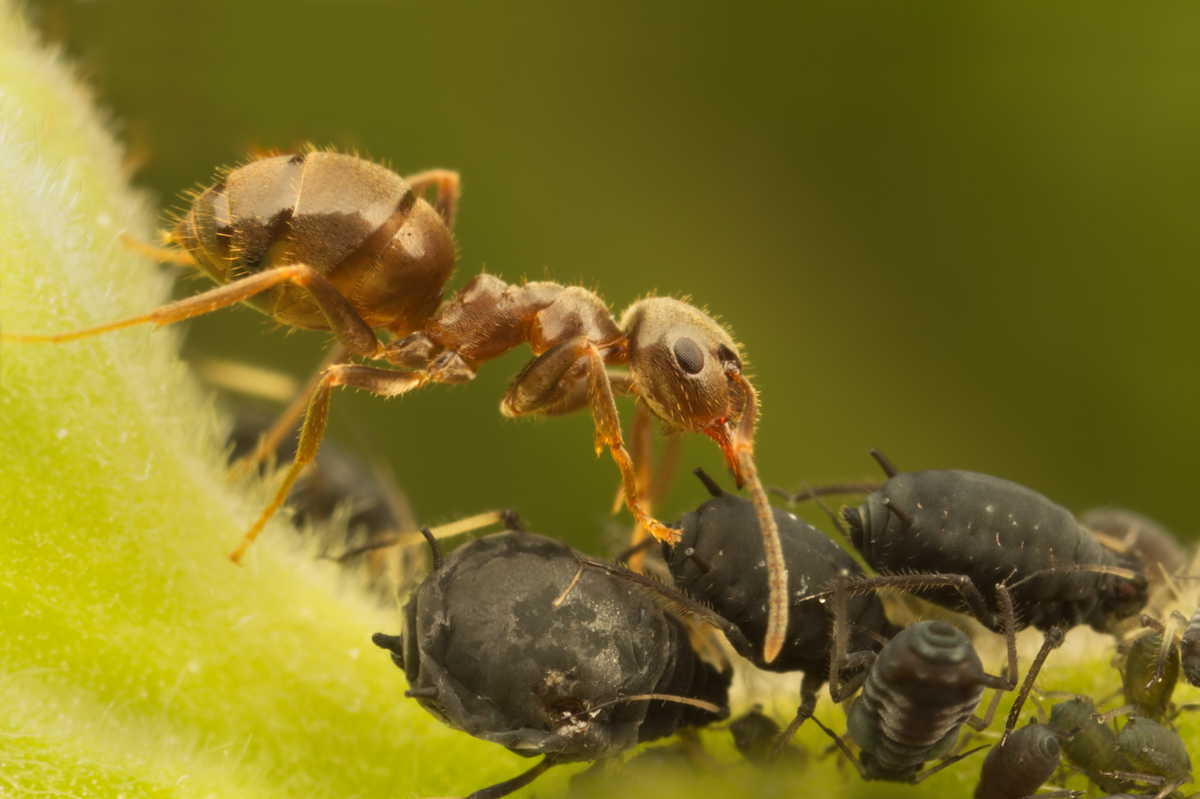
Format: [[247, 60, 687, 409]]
[[229, 363, 430, 563]]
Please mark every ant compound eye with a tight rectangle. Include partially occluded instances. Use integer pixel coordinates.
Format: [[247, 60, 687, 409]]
[[673, 337, 706, 375]]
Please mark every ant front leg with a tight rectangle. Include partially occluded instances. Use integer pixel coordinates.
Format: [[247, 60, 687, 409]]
[[229, 363, 430, 563], [502, 337, 677, 544], [3, 264, 385, 359]]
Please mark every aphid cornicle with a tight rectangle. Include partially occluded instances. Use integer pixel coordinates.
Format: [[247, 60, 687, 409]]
[[810, 619, 1014, 783], [841, 451, 1149, 635], [4, 149, 790, 663], [372, 529, 730, 799]]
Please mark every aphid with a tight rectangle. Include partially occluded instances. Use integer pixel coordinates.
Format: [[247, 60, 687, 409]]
[[809, 619, 1015, 783], [729, 707, 804, 766], [4, 150, 789, 662], [1048, 696, 1140, 795], [662, 469, 896, 740], [1119, 621, 1182, 723], [974, 722, 1078, 799], [1178, 603, 1200, 688], [1082, 507, 1187, 586], [372, 528, 730, 799], [1106, 714, 1193, 799], [841, 450, 1149, 635]]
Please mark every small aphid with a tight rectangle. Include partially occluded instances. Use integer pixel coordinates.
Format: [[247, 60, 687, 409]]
[[729, 707, 804, 766], [1111, 715, 1193, 798], [373, 528, 730, 799], [811, 620, 1013, 783], [974, 722, 1078, 799], [1048, 697, 1139, 795], [1120, 624, 1181, 723], [4, 149, 790, 664]]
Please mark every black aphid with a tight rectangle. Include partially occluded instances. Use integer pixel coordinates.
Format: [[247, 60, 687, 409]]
[[842, 451, 1149, 635], [373, 528, 730, 799]]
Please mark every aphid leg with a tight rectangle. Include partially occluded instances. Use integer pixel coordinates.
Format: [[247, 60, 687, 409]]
[[327, 510, 512, 562], [465, 756, 557, 799], [228, 343, 351, 480], [827, 570, 876, 703], [229, 364, 431, 563], [821, 572, 997, 633], [1147, 611, 1186, 690], [1092, 705, 1139, 724], [3, 264, 385, 358], [769, 673, 820, 762], [910, 744, 990, 783], [1001, 623, 1068, 741], [118, 231, 196, 266], [868, 448, 899, 478], [728, 370, 788, 665], [403, 169, 461, 230], [807, 714, 869, 780]]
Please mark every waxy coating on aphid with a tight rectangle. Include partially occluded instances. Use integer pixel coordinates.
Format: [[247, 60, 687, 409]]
[[5, 149, 790, 664], [373, 530, 729, 798], [844, 466, 1149, 634]]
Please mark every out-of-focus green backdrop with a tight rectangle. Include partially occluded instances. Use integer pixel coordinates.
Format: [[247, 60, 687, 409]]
[[28, 1, 1200, 550]]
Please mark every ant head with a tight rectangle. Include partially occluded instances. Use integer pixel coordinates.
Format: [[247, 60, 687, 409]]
[[621, 298, 748, 479]]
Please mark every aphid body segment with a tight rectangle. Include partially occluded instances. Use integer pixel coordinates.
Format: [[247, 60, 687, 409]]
[[379, 531, 729, 784], [974, 723, 1069, 799], [842, 620, 1003, 782], [845, 468, 1149, 633]]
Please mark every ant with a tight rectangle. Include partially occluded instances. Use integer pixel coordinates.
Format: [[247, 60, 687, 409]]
[[1, 149, 789, 662]]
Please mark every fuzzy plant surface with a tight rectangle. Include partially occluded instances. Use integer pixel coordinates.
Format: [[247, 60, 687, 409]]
[[1, 5, 1197, 799]]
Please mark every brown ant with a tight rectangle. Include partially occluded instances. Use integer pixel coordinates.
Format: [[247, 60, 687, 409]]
[[2, 149, 789, 663]]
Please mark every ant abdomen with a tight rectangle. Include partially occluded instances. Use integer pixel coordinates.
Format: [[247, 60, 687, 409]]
[[177, 151, 455, 336]]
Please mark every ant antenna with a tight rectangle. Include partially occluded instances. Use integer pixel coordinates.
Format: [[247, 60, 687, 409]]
[[693, 467, 725, 498], [420, 527, 443, 570], [869, 448, 899, 478]]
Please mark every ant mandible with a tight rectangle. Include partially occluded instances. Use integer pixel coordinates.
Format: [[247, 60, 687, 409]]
[[3, 149, 789, 663]]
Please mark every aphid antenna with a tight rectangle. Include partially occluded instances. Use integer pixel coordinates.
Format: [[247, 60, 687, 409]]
[[868, 448, 899, 478], [767, 482, 882, 506], [558, 693, 727, 723], [326, 510, 512, 562], [1005, 563, 1142, 591], [612, 535, 658, 567], [1091, 704, 1141, 724]]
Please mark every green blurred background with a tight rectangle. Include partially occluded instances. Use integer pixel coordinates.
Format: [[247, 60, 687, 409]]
[[27, 0, 1200, 551]]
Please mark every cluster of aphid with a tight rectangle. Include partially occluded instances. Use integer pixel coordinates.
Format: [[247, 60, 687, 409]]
[[7, 151, 1200, 799]]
